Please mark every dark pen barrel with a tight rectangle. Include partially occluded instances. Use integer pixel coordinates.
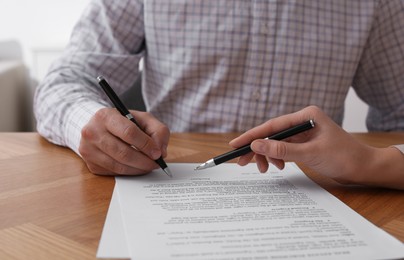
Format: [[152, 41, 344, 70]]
[[213, 120, 315, 165], [214, 144, 252, 165], [267, 120, 314, 141], [97, 76, 130, 116]]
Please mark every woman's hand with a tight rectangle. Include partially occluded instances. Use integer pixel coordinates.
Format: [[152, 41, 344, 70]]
[[230, 106, 404, 189]]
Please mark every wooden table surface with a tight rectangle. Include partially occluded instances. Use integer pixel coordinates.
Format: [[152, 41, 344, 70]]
[[0, 132, 403, 259]]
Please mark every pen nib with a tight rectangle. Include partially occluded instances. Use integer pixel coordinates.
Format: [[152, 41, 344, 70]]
[[163, 167, 173, 178], [194, 163, 206, 171], [194, 159, 215, 171]]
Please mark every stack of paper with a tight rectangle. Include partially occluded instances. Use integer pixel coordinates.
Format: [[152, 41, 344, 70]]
[[97, 163, 404, 260]]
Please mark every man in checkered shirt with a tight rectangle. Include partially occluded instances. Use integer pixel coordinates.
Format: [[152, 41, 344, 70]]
[[34, 0, 404, 189]]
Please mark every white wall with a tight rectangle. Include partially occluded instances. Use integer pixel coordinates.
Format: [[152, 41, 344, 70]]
[[0, 0, 368, 132], [343, 88, 368, 132], [0, 0, 89, 70]]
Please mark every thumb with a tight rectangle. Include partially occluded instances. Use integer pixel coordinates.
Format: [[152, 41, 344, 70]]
[[251, 139, 304, 161]]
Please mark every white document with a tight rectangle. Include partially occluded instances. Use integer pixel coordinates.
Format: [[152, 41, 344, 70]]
[[98, 163, 404, 260], [97, 188, 130, 258]]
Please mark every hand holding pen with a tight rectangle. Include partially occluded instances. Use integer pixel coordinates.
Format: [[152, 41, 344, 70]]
[[77, 77, 171, 176], [226, 106, 377, 182], [195, 120, 315, 170], [97, 76, 172, 177]]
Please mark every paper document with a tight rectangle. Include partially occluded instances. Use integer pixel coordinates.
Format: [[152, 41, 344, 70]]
[[98, 163, 404, 260], [97, 188, 130, 258]]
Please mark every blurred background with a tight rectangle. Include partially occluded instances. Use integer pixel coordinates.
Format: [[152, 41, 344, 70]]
[[0, 0, 89, 132], [0, 0, 368, 132]]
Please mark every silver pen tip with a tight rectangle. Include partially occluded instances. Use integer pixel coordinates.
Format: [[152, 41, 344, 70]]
[[194, 159, 215, 171], [163, 167, 173, 178], [194, 162, 208, 171], [97, 75, 105, 82]]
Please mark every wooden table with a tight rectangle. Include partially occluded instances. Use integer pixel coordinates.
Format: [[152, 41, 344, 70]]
[[0, 132, 403, 259]]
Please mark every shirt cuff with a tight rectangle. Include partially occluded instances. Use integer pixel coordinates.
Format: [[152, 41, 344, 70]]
[[64, 101, 107, 156]]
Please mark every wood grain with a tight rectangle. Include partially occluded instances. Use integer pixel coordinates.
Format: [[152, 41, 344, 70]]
[[0, 132, 403, 259]]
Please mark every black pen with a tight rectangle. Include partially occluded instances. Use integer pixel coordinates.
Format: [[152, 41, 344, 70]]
[[194, 120, 315, 170], [97, 76, 172, 177]]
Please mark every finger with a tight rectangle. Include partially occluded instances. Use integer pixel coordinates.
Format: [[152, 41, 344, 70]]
[[267, 157, 285, 170], [237, 151, 255, 166], [230, 106, 319, 147], [251, 139, 312, 162], [80, 124, 159, 174], [81, 145, 157, 175], [132, 111, 170, 157], [95, 132, 160, 170], [255, 154, 269, 173], [100, 109, 162, 160]]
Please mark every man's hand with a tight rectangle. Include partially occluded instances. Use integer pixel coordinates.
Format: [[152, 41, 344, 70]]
[[78, 108, 170, 175]]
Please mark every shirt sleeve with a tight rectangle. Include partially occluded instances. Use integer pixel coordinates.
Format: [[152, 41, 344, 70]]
[[33, 0, 145, 155], [352, 0, 404, 132]]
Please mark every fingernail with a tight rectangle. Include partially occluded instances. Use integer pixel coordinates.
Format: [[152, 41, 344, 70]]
[[252, 140, 266, 154], [257, 163, 265, 173]]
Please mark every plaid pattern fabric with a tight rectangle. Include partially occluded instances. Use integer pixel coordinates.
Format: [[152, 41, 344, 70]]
[[34, 0, 404, 155]]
